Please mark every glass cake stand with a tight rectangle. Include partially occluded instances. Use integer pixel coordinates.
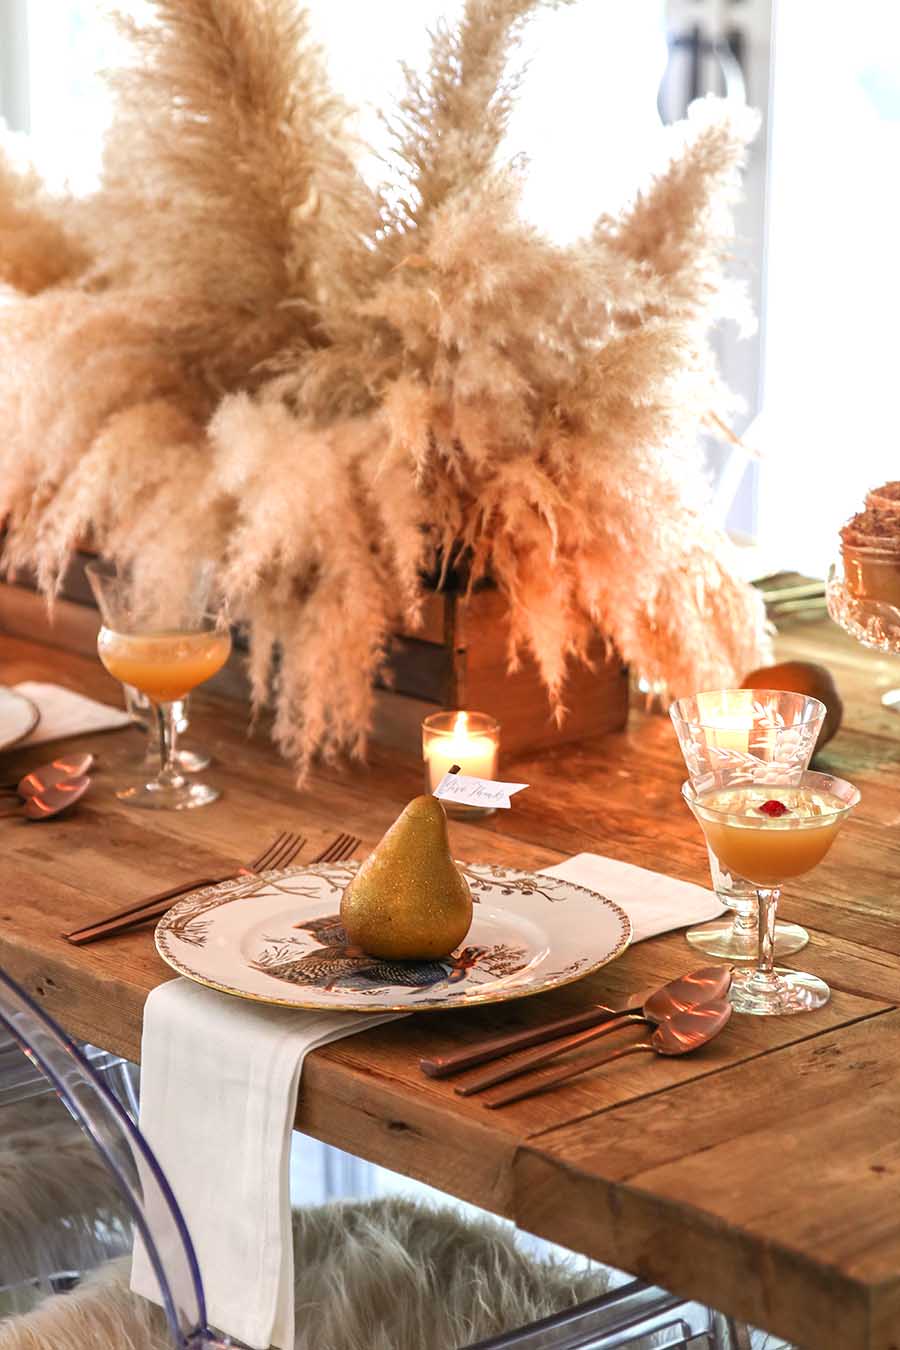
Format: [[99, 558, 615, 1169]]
[[826, 563, 900, 710]]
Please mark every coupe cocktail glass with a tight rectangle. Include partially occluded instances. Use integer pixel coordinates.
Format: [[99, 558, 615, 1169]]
[[670, 690, 825, 960], [683, 770, 860, 1015], [87, 560, 231, 810]]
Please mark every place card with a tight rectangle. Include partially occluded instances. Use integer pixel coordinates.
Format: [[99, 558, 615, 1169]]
[[433, 771, 528, 810]]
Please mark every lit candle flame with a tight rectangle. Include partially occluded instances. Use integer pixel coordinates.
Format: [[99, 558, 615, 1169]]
[[423, 709, 499, 798]]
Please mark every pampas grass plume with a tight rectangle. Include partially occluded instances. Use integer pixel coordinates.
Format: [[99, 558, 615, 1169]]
[[0, 0, 770, 776]]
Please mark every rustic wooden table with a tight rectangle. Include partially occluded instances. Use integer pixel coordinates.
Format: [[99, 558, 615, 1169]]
[[2, 612, 900, 1349]]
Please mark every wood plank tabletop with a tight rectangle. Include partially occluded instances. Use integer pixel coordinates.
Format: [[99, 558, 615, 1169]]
[[2, 607, 900, 1348]]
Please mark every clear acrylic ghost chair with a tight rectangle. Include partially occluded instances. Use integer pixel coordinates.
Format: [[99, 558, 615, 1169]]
[[0, 970, 757, 1350], [0, 969, 230, 1349], [465, 1279, 751, 1348], [0, 1020, 142, 1312], [0, 1026, 139, 1115]]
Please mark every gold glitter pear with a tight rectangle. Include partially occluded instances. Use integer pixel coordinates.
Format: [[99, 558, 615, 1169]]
[[340, 795, 472, 959]]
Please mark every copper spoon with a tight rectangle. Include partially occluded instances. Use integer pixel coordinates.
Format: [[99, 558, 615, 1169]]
[[454, 965, 733, 1097], [0, 776, 91, 821], [422, 964, 732, 1079], [0, 754, 95, 799], [486, 1000, 733, 1109]]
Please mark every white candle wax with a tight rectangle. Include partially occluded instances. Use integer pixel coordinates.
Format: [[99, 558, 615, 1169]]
[[425, 713, 498, 792]]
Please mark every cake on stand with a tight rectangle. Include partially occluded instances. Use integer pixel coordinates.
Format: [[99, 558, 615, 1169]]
[[827, 483, 900, 706]]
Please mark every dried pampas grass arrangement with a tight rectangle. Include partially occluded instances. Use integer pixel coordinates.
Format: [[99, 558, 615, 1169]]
[[0, 0, 769, 776]]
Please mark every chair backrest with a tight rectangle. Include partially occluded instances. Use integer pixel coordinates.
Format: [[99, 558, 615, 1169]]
[[0, 1029, 138, 1112], [0, 969, 220, 1349], [0, 968, 742, 1350]]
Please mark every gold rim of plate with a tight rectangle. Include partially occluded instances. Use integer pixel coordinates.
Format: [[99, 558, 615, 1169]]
[[154, 864, 633, 1013]]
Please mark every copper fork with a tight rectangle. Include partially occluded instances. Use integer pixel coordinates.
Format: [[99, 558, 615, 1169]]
[[310, 833, 361, 863], [250, 831, 307, 872], [64, 830, 307, 944]]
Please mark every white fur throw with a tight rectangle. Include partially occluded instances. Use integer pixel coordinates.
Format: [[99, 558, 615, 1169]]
[[0, 1196, 610, 1349], [0, 1095, 129, 1294]]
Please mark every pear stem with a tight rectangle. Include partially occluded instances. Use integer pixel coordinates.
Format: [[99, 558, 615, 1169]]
[[449, 764, 461, 774]]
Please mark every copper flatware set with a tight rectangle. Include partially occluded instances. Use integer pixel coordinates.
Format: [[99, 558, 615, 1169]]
[[452, 966, 733, 1097], [421, 965, 731, 1080], [485, 1000, 733, 1108], [421, 966, 733, 1107], [64, 830, 360, 944]]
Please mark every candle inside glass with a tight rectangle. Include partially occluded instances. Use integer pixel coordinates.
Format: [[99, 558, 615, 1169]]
[[705, 714, 751, 755], [422, 710, 500, 818], [692, 690, 790, 761], [694, 691, 754, 756]]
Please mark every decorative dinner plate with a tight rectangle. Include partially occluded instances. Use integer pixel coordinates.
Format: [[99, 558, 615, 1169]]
[[155, 863, 632, 1012], [0, 687, 40, 754]]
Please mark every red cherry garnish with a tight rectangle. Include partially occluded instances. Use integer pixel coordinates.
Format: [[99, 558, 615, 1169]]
[[758, 799, 789, 817]]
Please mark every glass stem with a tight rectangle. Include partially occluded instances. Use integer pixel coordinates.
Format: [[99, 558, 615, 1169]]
[[154, 702, 183, 787], [146, 699, 187, 766], [755, 887, 781, 984]]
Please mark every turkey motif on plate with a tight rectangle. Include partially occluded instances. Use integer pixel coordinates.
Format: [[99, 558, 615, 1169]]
[[155, 863, 632, 1013]]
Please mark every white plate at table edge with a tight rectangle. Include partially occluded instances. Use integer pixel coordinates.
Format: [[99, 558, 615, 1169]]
[[0, 686, 40, 754], [154, 861, 633, 1013]]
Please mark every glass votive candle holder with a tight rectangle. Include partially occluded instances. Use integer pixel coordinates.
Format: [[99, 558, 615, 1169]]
[[422, 710, 500, 818]]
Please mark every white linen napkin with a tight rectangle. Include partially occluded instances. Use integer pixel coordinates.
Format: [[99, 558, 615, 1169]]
[[130, 979, 399, 1350], [540, 852, 726, 941], [14, 681, 132, 745]]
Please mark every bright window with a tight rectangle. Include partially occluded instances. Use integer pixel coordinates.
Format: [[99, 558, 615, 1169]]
[[21, 2, 149, 194], [755, 0, 900, 576], [16, 0, 667, 229]]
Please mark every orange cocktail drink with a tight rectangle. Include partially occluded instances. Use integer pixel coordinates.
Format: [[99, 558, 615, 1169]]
[[694, 785, 846, 887], [87, 558, 231, 812], [98, 629, 232, 704], [683, 770, 859, 1016]]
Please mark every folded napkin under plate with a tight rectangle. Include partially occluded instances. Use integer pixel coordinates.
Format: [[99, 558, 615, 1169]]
[[539, 853, 725, 942], [131, 854, 726, 1349], [13, 681, 132, 746]]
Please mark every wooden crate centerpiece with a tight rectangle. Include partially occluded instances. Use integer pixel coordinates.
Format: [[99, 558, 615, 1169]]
[[0, 553, 629, 758], [375, 584, 628, 754]]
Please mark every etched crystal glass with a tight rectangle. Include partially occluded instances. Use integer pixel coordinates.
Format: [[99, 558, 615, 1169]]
[[670, 690, 825, 960]]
